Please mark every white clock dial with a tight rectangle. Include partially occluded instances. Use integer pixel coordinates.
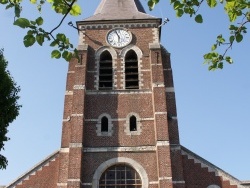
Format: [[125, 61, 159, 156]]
[[106, 28, 132, 48]]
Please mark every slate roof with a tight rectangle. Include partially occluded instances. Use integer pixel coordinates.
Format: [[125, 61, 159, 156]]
[[84, 0, 156, 21]]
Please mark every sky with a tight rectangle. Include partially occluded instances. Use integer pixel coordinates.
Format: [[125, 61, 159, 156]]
[[0, 0, 249, 186]]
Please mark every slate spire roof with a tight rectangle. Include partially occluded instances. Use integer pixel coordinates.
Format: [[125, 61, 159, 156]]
[[84, 0, 156, 21]]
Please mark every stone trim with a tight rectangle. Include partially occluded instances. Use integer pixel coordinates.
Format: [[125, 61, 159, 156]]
[[69, 143, 82, 148], [156, 141, 169, 146], [85, 117, 154, 122], [92, 157, 149, 188], [60, 148, 69, 153], [96, 113, 114, 136], [170, 145, 181, 151], [207, 185, 221, 188], [78, 22, 159, 30], [152, 83, 165, 87], [124, 112, 142, 136], [57, 183, 67, 186], [71, 114, 84, 117], [83, 146, 156, 153], [95, 46, 117, 90], [73, 85, 85, 90], [155, 112, 167, 115], [165, 87, 175, 92], [159, 177, 172, 180], [65, 91, 73, 95], [86, 90, 152, 95], [173, 181, 185, 184]]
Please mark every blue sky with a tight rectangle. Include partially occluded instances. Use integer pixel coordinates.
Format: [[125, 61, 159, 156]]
[[0, 0, 249, 185]]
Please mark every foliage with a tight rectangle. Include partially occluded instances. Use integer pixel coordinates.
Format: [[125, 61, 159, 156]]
[[0, 0, 249, 70], [148, 0, 250, 70], [0, 49, 21, 169]]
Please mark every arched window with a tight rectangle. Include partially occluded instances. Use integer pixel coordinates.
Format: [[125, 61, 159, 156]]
[[101, 116, 108, 132], [99, 164, 142, 187], [130, 115, 137, 131], [125, 50, 139, 89], [99, 51, 112, 90]]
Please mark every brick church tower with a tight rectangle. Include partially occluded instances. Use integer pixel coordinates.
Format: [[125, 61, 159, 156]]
[[58, 0, 184, 187], [6, 1, 250, 188]]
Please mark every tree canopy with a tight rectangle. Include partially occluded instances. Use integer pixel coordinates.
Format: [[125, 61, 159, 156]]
[[0, 0, 249, 70], [0, 49, 21, 169]]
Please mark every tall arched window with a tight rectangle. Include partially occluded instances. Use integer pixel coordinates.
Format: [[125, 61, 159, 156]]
[[130, 115, 137, 131], [99, 51, 112, 90], [99, 164, 142, 187], [125, 50, 139, 89], [101, 116, 108, 132]]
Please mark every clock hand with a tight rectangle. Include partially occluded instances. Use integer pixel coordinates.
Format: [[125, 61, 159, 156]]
[[115, 30, 121, 42]]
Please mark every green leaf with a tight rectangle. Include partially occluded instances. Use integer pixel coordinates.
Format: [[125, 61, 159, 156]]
[[14, 18, 30, 28], [70, 4, 81, 16], [50, 40, 58, 47], [36, 34, 44, 46], [236, 34, 243, 42], [30, 0, 37, 3], [211, 44, 217, 51], [0, 0, 8, 4], [56, 33, 66, 42], [23, 35, 36, 47], [218, 62, 223, 69], [195, 14, 203, 23], [14, 5, 21, 18], [176, 9, 184, 17], [62, 51, 73, 61], [206, 0, 217, 7], [35, 17, 43, 26], [229, 35, 235, 43], [225, 56, 233, 64], [51, 50, 61, 59]]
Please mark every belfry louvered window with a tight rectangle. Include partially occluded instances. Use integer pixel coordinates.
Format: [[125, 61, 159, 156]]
[[99, 164, 142, 187], [99, 51, 113, 90], [125, 50, 139, 89]]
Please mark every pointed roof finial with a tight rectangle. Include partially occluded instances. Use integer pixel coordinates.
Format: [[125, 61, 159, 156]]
[[85, 0, 156, 21]]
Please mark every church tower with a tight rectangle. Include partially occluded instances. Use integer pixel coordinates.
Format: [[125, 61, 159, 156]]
[[6, 1, 250, 188], [57, 0, 185, 187]]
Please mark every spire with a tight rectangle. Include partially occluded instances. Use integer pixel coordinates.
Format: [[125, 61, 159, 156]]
[[84, 0, 156, 21]]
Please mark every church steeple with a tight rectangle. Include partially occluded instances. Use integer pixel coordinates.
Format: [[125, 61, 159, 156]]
[[84, 0, 156, 21]]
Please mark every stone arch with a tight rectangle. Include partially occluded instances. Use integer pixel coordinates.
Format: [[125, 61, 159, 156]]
[[92, 157, 148, 188]]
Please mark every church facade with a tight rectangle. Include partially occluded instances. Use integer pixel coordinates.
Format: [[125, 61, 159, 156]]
[[4, 0, 249, 188]]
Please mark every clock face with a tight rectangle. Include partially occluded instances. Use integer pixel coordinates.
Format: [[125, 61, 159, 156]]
[[106, 28, 132, 48]]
